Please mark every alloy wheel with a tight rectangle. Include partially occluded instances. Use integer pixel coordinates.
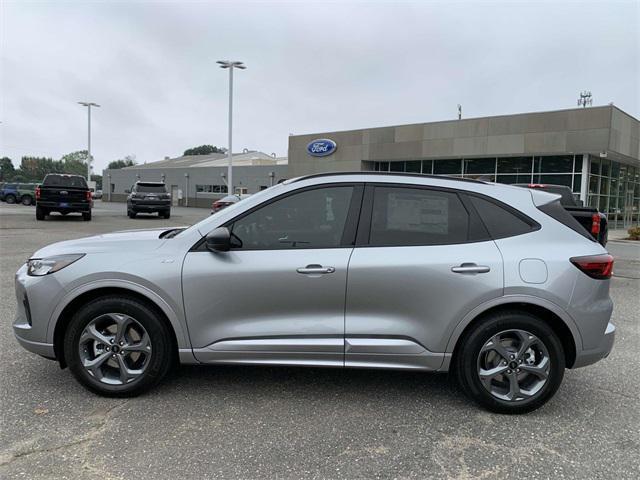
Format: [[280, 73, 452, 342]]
[[477, 329, 551, 402], [78, 313, 152, 385]]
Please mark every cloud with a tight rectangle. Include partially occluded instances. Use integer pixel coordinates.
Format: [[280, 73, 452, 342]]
[[1, 0, 638, 172]]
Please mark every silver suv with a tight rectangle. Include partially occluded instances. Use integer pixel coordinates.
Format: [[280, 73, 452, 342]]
[[13, 173, 615, 413]]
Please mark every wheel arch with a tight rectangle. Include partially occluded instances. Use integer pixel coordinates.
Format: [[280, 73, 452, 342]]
[[51, 284, 188, 368], [446, 297, 580, 370]]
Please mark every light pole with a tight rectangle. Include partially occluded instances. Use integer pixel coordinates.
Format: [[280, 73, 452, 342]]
[[216, 60, 246, 196], [78, 101, 100, 182]]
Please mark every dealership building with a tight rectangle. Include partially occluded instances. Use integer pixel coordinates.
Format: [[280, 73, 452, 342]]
[[104, 105, 639, 228], [103, 151, 288, 208], [288, 105, 639, 229]]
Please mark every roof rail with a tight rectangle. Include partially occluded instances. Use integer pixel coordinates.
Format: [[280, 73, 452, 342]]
[[287, 171, 488, 185]]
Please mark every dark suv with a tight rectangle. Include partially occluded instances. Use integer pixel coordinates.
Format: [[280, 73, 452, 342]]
[[127, 182, 171, 218]]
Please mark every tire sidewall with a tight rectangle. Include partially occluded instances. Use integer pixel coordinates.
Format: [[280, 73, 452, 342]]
[[456, 312, 565, 414], [64, 296, 173, 396]]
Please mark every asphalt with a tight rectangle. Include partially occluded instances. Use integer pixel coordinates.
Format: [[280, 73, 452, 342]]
[[1, 201, 639, 479]]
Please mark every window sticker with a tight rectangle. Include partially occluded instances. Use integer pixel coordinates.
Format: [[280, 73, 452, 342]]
[[386, 193, 449, 234]]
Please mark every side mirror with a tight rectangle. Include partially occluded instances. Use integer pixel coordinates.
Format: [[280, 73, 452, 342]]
[[206, 227, 231, 252]]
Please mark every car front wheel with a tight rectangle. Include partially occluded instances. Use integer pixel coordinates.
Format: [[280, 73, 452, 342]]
[[64, 296, 175, 397], [454, 311, 565, 414]]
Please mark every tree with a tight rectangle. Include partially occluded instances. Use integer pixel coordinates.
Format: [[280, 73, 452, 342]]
[[183, 145, 226, 156], [90, 174, 102, 189], [108, 155, 137, 170], [61, 150, 88, 163], [0, 157, 15, 181]]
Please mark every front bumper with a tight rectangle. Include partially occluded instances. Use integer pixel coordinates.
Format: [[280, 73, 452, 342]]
[[573, 322, 616, 368], [13, 264, 65, 360]]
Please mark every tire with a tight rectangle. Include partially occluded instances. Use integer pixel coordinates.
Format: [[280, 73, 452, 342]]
[[128, 210, 136, 219], [453, 310, 565, 414], [82, 211, 92, 221], [63, 295, 175, 397], [21, 195, 33, 206], [5, 194, 16, 204], [162, 211, 170, 219], [35, 206, 46, 220]]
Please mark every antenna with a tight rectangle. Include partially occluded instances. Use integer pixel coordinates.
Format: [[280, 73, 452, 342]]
[[457, 104, 462, 120], [577, 91, 593, 108]]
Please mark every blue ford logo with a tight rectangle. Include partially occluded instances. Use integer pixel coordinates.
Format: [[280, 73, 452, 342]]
[[306, 138, 337, 157]]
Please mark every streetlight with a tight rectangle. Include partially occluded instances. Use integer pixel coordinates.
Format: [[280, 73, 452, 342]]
[[216, 60, 246, 195], [78, 102, 100, 182]]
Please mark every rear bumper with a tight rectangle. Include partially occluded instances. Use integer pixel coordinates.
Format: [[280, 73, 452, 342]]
[[130, 201, 171, 212], [573, 322, 615, 368], [37, 201, 91, 212]]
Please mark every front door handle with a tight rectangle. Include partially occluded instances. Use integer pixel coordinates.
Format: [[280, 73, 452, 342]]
[[296, 264, 336, 275], [451, 263, 491, 274]]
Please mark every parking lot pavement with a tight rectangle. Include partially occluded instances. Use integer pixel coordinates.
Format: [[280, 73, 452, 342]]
[[1, 202, 639, 480]]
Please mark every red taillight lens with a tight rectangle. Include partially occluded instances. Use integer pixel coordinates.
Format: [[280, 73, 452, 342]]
[[591, 213, 601, 235], [570, 254, 614, 279], [35, 187, 41, 200], [86, 191, 92, 201]]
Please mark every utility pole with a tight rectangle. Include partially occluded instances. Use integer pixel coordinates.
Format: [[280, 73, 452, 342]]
[[78, 101, 100, 182], [216, 60, 246, 196], [577, 91, 592, 108]]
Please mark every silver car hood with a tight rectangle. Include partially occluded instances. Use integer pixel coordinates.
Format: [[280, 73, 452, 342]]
[[31, 227, 175, 257]]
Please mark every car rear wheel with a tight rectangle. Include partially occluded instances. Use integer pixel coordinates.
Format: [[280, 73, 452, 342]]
[[82, 211, 92, 221], [21, 195, 33, 206], [35, 206, 46, 220], [64, 296, 174, 397], [162, 211, 170, 219], [5, 194, 16, 204], [453, 311, 565, 414]]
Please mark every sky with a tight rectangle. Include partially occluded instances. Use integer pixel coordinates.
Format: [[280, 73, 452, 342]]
[[1, 0, 638, 173]]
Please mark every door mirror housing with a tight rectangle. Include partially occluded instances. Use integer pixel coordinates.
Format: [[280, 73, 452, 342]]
[[206, 227, 231, 252]]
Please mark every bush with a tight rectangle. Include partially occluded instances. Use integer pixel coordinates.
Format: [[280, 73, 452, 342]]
[[628, 226, 640, 240]]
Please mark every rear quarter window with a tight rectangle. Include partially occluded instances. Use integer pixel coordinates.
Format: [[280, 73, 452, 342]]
[[467, 194, 539, 239]]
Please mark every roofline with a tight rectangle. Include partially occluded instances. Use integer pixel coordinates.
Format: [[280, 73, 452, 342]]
[[289, 104, 638, 138], [286, 171, 487, 185]]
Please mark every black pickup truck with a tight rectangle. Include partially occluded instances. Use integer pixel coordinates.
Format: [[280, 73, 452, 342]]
[[36, 174, 92, 221], [515, 184, 607, 246]]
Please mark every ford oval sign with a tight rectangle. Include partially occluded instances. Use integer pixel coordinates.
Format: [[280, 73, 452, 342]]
[[306, 138, 337, 157]]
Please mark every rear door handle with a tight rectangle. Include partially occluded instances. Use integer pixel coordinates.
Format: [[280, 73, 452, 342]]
[[296, 264, 336, 275], [451, 263, 490, 274]]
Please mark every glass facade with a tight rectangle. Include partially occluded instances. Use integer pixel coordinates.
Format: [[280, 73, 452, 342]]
[[370, 154, 640, 228]]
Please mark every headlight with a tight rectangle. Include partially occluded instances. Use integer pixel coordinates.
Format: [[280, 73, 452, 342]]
[[27, 254, 85, 276]]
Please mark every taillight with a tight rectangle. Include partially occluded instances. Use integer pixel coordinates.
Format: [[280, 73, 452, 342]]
[[591, 213, 601, 235], [86, 191, 92, 201], [35, 187, 41, 200], [570, 254, 614, 279]]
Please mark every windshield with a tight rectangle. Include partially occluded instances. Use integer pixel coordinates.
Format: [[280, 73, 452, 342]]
[[43, 175, 87, 188], [136, 183, 167, 193]]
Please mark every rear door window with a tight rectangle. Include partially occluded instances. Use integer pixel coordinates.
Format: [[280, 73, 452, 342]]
[[369, 187, 470, 246]]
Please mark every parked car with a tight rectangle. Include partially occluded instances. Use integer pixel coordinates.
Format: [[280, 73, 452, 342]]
[[13, 172, 615, 413], [211, 194, 241, 214], [92, 189, 103, 200], [127, 181, 171, 218], [514, 184, 608, 246], [0, 183, 19, 203], [15, 184, 37, 205], [35, 174, 92, 221]]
